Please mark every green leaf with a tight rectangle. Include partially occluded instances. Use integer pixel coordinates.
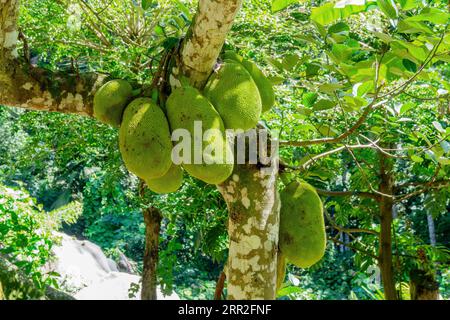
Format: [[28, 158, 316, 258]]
[[373, 31, 395, 43], [402, 59, 417, 73], [397, 20, 433, 34], [311, 2, 370, 26], [404, 8, 450, 25], [376, 0, 398, 19], [282, 54, 302, 71], [398, 0, 421, 10], [313, 99, 337, 111], [305, 63, 321, 76], [318, 83, 344, 94], [328, 22, 350, 34], [272, 0, 304, 13], [399, 102, 415, 115], [432, 121, 445, 133], [302, 92, 318, 107], [142, 0, 153, 10], [174, 0, 192, 20], [317, 124, 339, 136]]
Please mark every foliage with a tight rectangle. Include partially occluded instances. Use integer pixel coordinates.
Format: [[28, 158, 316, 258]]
[[0, 185, 79, 299]]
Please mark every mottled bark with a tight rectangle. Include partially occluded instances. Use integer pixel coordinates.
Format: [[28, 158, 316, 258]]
[[141, 207, 162, 300], [175, 0, 242, 88], [218, 136, 280, 300], [0, 0, 107, 116], [378, 149, 397, 300], [0, 0, 20, 61]]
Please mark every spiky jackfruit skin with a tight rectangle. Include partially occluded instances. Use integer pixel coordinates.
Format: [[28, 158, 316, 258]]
[[204, 62, 262, 131], [279, 181, 326, 268], [94, 80, 133, 126], [119, 98, 172, 180], [166, 86, 234, 185], [241, 59, 275, 113], [145, 164, 183, 194], [222, 51, 275, 113]]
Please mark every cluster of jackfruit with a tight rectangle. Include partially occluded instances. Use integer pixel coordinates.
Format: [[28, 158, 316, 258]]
[[277, 180, 326, 290], [93, 80, 181, 194], [93, 50, 275, 193]]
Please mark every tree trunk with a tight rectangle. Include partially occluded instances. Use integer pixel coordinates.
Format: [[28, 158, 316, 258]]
[[141, 207, 162, 300], [409, 269, 439, 300], [378, 148, 397, 300], [426, 213, 436, 247], [175, 0, 282, 300], [218, 139, 280, 300]]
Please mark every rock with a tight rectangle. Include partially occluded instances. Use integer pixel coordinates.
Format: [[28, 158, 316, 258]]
[[47, 232, 179, 300], [74, 272, 179, 300]]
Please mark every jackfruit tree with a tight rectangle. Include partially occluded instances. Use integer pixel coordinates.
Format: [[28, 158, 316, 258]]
[[1, 0, 449, 301]]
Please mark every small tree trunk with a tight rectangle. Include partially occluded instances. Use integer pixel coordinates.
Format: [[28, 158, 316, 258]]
[[218, 139, 280, 300], [426, 213, 436, 247], [141, 207, 162, 300], [410, 269, 439, 300], [378, 148, 397, 300]]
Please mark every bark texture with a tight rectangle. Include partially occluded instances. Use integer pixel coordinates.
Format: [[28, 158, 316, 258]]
[[0, 0, 107, 116], [176, 0, 242, 88], [141, 207, 162, 300], [378, 149, 397, 300], [218, 146, 280, 300]]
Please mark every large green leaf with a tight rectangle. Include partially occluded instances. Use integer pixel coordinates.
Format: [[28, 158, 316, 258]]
[[404, 8, 450, 25], [376, 0, 398, 19], [310, 1, 372, 26]]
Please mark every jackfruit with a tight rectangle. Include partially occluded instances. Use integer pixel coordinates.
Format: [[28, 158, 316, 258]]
[[276, 252, 286, 292], [145, 164, 183, 194], [279, 181, 326, 268], [166, 86, 234, 185], [241, 59, 275, 113], [119, 98, 172, 180], [222, 51, 275, 113], [94, 79, 133, 126], [204, 62, 262, 131]]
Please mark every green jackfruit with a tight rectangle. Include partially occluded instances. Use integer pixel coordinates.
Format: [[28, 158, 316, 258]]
[[145, 164, 183, 194], [276, 252, 286, 293], [222, 51, 275, 113], [279, 181, 326, 268], [94, 79, 133, 126], [241, 59, 275, 113], [119, 98, 172, 180], [166, 86, 234, 185], [204, 62, 262, 131]]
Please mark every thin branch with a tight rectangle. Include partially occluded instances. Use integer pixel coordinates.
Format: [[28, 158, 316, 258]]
[[280, 96, 386, 147], [328, 237, 379, 260], [317, 188, 380, 200]]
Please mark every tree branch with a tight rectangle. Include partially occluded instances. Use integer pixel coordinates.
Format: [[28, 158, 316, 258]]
[[175, 0, 243, 88], [317, 188, 380, 201], [0, 0, 108, 117], [280, 97, 386, 147]]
